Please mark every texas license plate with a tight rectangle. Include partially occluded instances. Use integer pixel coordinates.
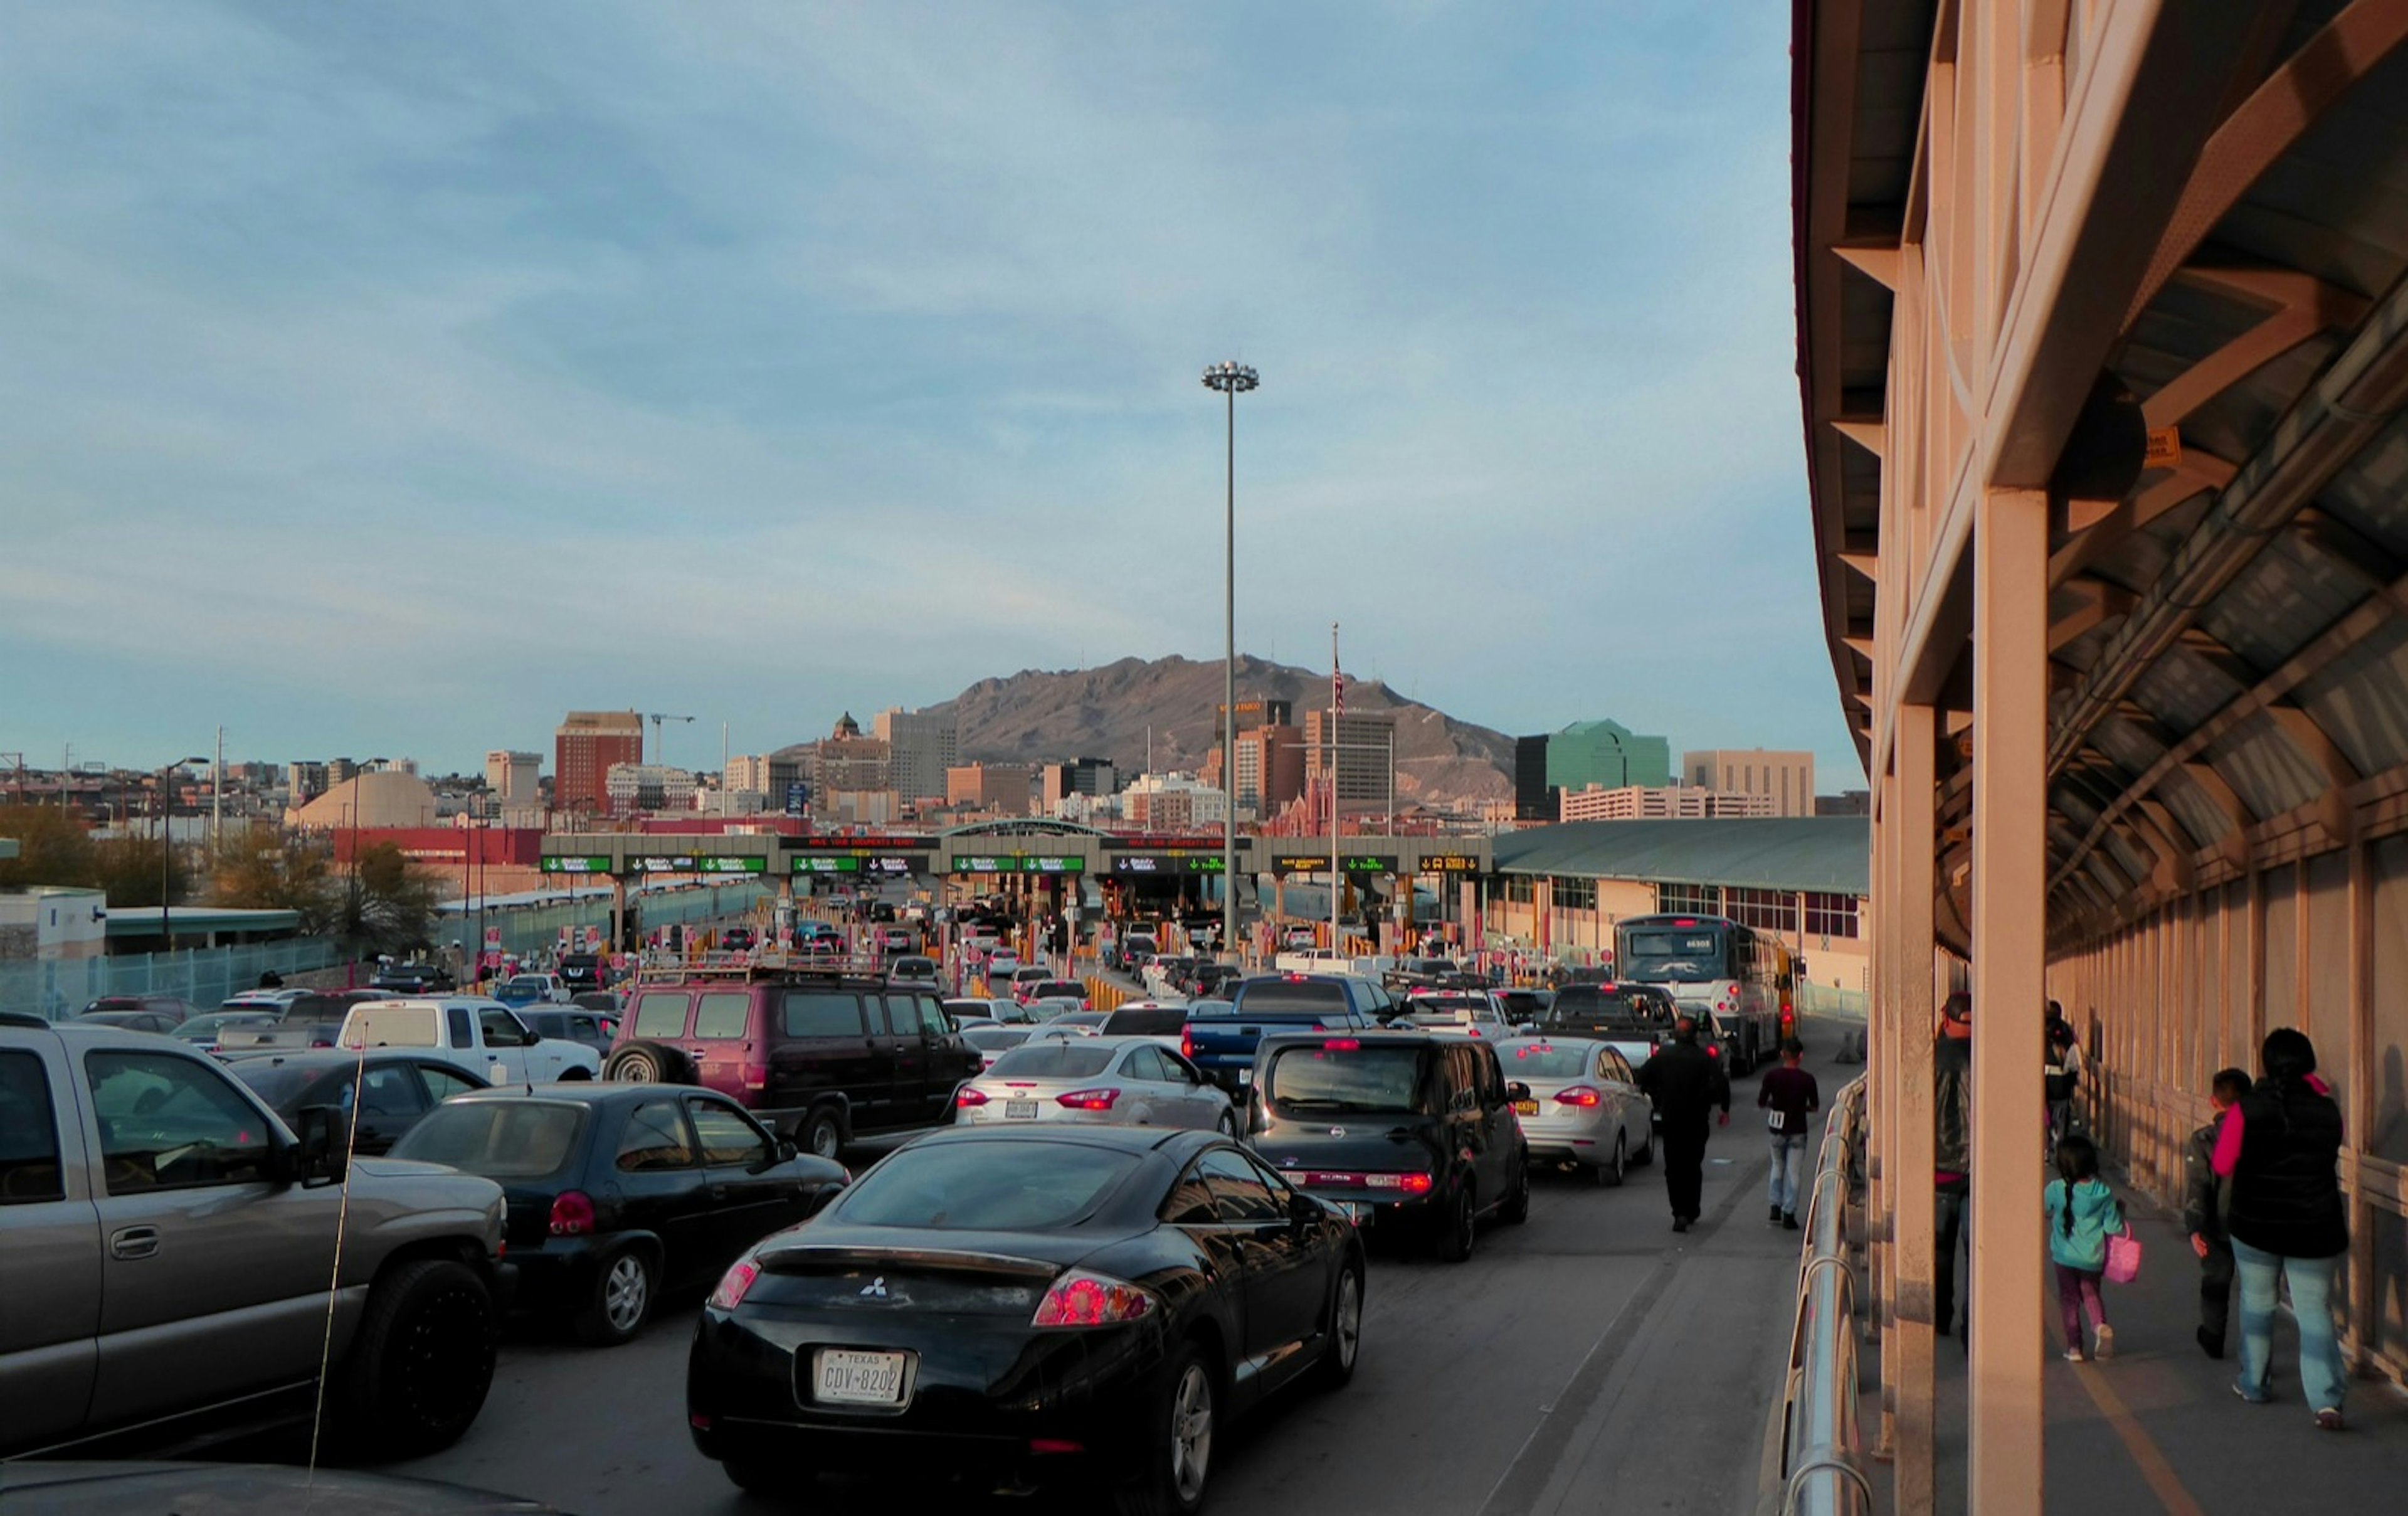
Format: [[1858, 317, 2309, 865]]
[[813, 1349, 909, 1406], [1005, 1100, 1039, 1120], [1513, 1100, 1539, 1116]]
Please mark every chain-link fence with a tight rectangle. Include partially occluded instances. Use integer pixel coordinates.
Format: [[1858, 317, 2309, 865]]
[[436, 881, 773, 959], [1, 938, 345, 1020]]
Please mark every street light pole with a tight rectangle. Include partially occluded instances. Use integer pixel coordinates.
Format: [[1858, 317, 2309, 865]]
[[1202, 360, 1259, 965], [158, 756, 207, 953]]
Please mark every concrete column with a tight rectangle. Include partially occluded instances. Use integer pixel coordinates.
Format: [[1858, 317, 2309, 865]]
[[1968, 489, 2047, 1516], [1892, 701, 1938, 1515], [1869, 760, 1896, 1456]]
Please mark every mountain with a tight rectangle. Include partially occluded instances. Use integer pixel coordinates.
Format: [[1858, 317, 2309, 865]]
[[928, 654, 1514, 803]]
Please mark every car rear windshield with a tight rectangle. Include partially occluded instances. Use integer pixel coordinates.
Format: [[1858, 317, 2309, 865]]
[[1233, 979, 1348, 1014], [835, 1140, 1139, 1231], [987, 1044, 1116, 1079], [391, 1101, 585, 1179], [1546, 986, 1672, 1029], [228, 1061, 329, 1108], [1262, 1044, 1432, 1114], [1034, 982, 1083, 999], [1101, 1006, 1185, 1036], [1501, 1044, 1597, 1079], [894, 958, 937, 975], [963, 1027, 1030, 1051]]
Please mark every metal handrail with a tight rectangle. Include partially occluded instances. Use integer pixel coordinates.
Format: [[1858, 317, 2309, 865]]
[[1775, 1074, 1872, 1516]]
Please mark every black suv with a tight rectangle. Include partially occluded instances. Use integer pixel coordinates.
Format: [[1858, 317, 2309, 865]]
[[558, 953, 606, 990], [1248, 1029, 1530, 1261], [369, 962, 455, 994]]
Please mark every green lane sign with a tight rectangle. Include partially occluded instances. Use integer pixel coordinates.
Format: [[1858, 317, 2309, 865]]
[[541, 855, 613, 875], [695, 856, 767, 875]]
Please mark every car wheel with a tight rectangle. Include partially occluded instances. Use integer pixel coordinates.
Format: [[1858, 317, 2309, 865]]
[[1114, 1340, 1217, 1516], [1434, 1182, 1477, 1263], [1501, 1157, 1531, 1224], [1310, 1262, 1365, 1390], [557, 1065, 593, 1081], [604, 1043, 682, 1084], [1602, 1132, 1628, 1188], [1215, 1108, 1239, 1138], [573, 1246, 655, 1345], [803, 1108, 845, 1160], [335, 1259, 497, 1458]]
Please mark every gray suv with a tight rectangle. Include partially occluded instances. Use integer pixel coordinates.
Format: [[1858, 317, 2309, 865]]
[[0, 1016, 510, 1458]]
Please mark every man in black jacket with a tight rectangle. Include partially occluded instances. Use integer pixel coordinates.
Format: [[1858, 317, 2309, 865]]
[[2187, 1067, 2251, 1359], [1637, 1015, 1731, 1232], [1933, 993, 1973, 1340]]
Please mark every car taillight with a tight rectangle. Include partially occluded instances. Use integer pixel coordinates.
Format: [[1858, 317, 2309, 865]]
[[1180, 1028, 1194, 1061], [1553, 1085, 1603, 1108], [549, 1190, 596, 1236], [1056, 1088, 1119, 1111], [956, 1086, 990, 1106], [743, 1061, 769, 1092], [1363, 1171, 1435, 1194], [708, 1258, 759, 1310], [1707, 1044, 1721, 1059], [1324, 1038, 1361, 1051], [1033, 1271, 1154, 1327]]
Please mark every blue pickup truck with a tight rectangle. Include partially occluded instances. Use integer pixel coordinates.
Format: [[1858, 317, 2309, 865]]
[[1180, 972, 1393, 1091]]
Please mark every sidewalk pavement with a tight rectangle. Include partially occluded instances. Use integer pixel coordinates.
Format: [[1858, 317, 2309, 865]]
[[1876, 1173, 2408, 1513]]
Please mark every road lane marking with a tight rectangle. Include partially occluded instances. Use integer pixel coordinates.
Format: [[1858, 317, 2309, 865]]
[[2067, 1364, 2209, 1516], [1474, 1152, 1771, 1516]]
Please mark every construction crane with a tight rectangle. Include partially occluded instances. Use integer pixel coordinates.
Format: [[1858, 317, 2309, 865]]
[[645, 713, 695, 766]]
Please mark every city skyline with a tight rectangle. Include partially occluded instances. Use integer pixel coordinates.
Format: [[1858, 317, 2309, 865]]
[[1, 4, 1856, 782]]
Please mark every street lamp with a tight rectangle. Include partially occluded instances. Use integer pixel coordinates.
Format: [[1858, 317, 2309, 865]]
[[1201, 360, 1259, 965], [158, 756, 208, 952]]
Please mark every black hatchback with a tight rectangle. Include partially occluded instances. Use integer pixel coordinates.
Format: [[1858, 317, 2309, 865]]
[[1248, 1031, 1531, 1262], [389, 1083, 848, 1345]]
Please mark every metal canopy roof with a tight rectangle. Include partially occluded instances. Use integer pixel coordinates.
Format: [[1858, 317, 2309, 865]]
[[1492, 818, 1871, 896], [1795, 0, 2408, 948]]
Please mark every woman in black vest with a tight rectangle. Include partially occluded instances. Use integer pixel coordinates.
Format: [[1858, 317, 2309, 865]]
[[2211, 1028, 2348, 1428]]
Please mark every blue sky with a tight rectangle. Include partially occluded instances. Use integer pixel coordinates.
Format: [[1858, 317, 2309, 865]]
[[0, 2, 1863, 787]]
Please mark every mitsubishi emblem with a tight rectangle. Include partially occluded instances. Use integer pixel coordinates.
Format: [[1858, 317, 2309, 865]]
[[1328, 1126, 1347, 1138], [859, 1276, 888, 1298]]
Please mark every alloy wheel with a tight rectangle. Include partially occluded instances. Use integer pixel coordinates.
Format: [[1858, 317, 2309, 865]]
[[1170, 1362, 1214, 1504], [603, 1254, 649, 1333]]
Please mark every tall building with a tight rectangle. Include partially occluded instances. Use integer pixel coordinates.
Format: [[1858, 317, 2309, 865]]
[[874, 707, 959, 801], [1235, 723, 1304, 816], [1558, 785, 1776, 822], [947, 763, 1036, 814], [1040, 758, 1119, 803], [1121, 773, 1228, 829], [1304, 711, 1396, 817], [806, 715, 892, 794], [485, 750, 541, 807], [726, 753, 805, 810], [603, 763, 697, 815], [554, 711, 644, 817], [1543, 720, 1671, 794], [287, 761, 329, 802], [1684, 750, 1815, 818], [1513, 735, 1555, 822], [1215, 697, 1294, 729]]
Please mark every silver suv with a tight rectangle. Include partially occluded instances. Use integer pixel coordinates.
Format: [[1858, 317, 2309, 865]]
[[0, 1015, 510, 1458]]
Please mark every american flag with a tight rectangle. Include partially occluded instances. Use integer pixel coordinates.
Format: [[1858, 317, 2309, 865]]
[[1333, 668, 1345, 718]]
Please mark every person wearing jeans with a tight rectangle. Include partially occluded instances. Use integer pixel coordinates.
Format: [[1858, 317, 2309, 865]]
[[1758, 1037, 1819, 1228], [1933, 994, 1975, 1339], [2213, 1028, 2351, 1429]]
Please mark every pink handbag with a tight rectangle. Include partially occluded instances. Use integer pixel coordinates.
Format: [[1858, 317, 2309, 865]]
[[2104, 1229, 2143, 1285]]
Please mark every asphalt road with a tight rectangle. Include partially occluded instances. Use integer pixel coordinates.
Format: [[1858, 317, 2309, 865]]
[[366, 1032, 1853, 1515]]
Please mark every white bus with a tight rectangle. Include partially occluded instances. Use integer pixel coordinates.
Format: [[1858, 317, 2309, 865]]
[[1611, 914, 1794, 1073]]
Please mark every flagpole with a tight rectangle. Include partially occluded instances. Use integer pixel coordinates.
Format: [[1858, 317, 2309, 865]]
[[1329, 622, 1341, 953]]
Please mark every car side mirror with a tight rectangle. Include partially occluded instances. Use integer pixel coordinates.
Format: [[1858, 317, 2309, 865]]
[[1506, 1081, 1533, 1103], [776, 1137, 800, 1162], [292, 1104, 348, 1188], [524, 1029, 543, 1046], [1288, 1191, 1322, 1227]]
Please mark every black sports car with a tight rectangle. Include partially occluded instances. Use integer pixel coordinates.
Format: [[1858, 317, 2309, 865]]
[[389, 1083, 848, 1346], [226, 1048, 494, 1155], [687, 1125, 1367, 1514]]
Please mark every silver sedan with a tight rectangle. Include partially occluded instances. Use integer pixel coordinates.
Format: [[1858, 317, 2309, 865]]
[[1496, 1036, 1655, 1185], [953, 1036, 1237, 1135]]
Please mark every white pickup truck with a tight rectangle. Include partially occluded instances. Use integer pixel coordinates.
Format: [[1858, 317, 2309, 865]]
[[338, 997, 603, 1086]]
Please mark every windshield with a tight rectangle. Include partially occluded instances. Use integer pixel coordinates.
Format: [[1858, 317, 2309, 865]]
[[391, 1101, 585, 1178], [986, 1043, 1116, 1079], [1405, 995, 1493, 1021], [1617, 928, 1727, 983], [963, 1026, 1030, 1052], [1501, 1042, 1598, 1079], [1262, 1044, 1430, 1114], [227, 1061, 329, 1108], [834, 1140, 1139, 1230]]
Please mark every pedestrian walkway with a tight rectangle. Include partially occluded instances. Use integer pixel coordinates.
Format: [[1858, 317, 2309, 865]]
[[1874, 1174, 2408, 1513]]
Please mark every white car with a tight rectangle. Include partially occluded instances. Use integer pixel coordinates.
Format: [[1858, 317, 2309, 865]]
[[960, 1023, 1035, 1071], [954, 1036, 1235, 1133], [1496, 1035, 1656, 1185]]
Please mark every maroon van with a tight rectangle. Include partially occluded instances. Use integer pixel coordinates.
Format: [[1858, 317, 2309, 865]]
[[603, 965, 979, 1159]]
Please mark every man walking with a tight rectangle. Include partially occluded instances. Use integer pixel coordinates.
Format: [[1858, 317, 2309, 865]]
[[2187, 1066, 2251, 1358], [1637, 1014, 1731, 1232], [1758, 1037, 1820, 1229], [2044, 1000, 2084, 1156], [1934, 992, 1974, 1342]]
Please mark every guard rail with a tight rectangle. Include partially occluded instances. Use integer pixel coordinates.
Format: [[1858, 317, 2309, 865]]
[[1775, 1074, 1871, 1516]]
